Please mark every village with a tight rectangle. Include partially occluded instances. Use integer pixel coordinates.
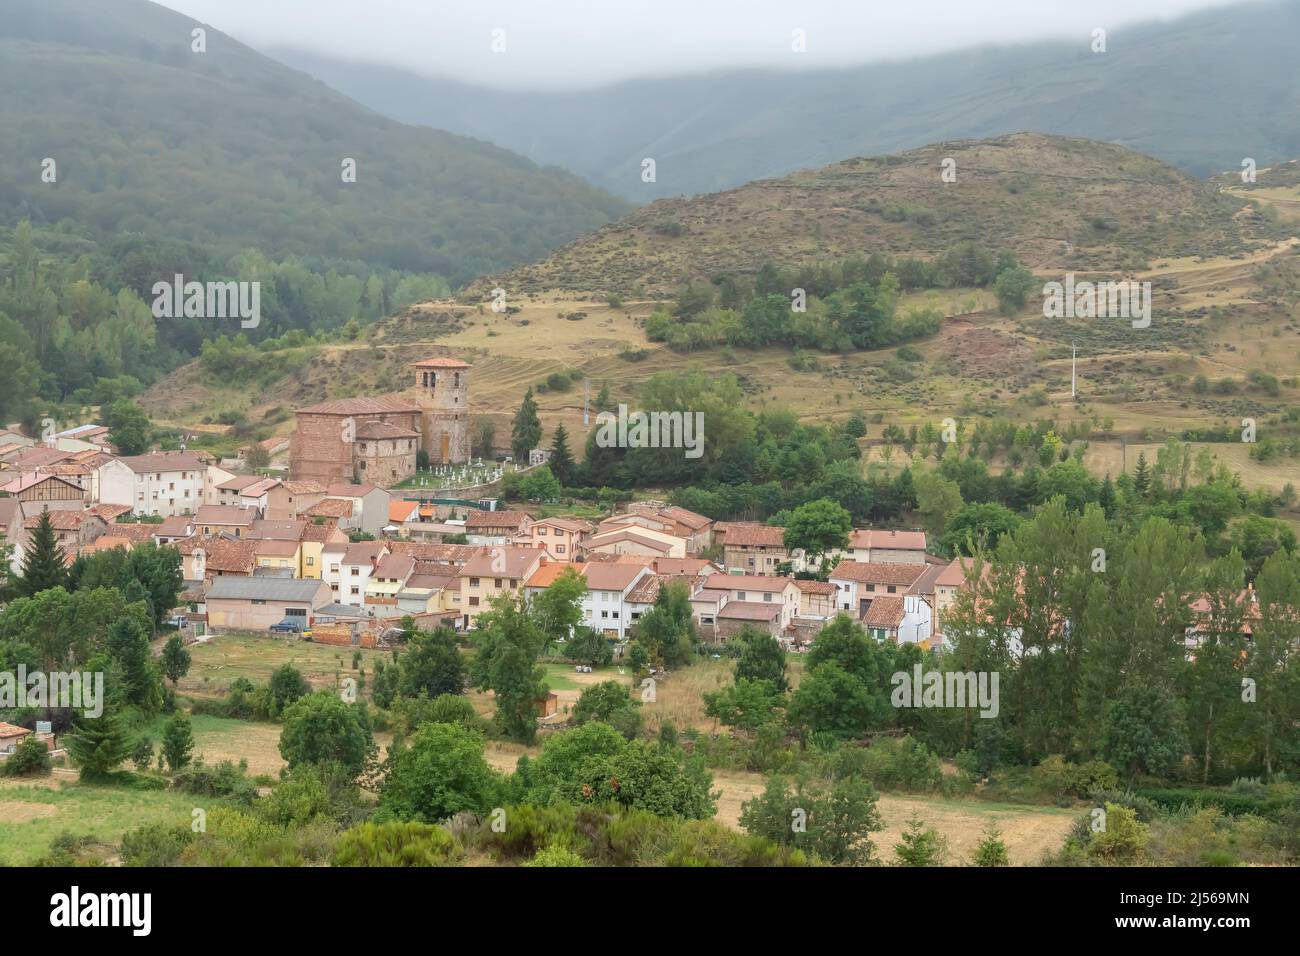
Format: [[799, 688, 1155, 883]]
[[0, 353, 971, 664]]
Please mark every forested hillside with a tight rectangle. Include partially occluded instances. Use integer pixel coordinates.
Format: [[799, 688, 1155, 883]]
[[0, 0, 628, 428], [0, 0, 627, 282], [276, 0, 1300, 199]]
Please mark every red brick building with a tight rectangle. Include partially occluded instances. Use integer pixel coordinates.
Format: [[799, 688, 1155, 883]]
[[289, 356, 471, 487]]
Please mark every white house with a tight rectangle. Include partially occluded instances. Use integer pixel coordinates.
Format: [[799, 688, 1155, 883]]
[[829, 561, 929, 619], [580, 562, 652, 640], [333, 540, 389, 608], [862, 594, 933, 645], [97, 452, 207, 517], [702, 573, 801, 630]]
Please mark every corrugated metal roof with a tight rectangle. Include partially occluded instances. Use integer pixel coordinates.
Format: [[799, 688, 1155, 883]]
[[206, 577, 327, 602]]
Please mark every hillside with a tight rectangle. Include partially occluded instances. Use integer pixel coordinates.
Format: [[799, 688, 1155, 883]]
[[142, 136, 1300, 508], [272, 0, 1300, 201], [475, 134, 1278, 298], [0, 0, 628, 284]]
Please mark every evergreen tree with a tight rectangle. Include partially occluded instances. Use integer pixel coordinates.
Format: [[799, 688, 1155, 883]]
[[107, 617, 161, 711], [971, 823, 1010, 866], [65, 710, 132, 780], [161, 713, 194, 772], [1133, 452, 1151, 498], [511, 387, 542, 461], [1098, 473, 1117, 518], [18, 509, 67, 597], [893, 813, 950, 866], [549, 423, 576, 487], [161, 634, 192, 687], [594, 383, 612, 412]]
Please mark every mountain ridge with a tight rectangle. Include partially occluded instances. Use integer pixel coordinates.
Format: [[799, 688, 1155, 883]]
[[271, 0, 1300, 200]]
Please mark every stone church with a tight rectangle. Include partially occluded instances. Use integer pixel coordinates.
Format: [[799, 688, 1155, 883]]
[[288, 356, 471, 486]]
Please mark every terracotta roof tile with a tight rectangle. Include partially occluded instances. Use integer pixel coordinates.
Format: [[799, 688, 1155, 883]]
[[862, 596, 906, 628], [831, 561, 928, 587], [721, 523, 785, 547], [849, 529, 928, 551]]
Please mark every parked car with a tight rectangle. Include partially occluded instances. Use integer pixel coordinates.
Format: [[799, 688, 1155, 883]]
[[165, 615, 189, 629], [269, 618, 308, 634]]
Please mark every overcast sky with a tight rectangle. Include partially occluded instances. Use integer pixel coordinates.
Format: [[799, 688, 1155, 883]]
[[156, 0, 1252, 89]]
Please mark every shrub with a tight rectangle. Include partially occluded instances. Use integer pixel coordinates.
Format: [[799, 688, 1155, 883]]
[[475, 803, 580, 860], [522, 844, 588, 867], [1, 734, 51, 777], [171, 759, 258, 806], [120, 822, 193, 866], [1087, 803, 1149, 862], [1135, 787, 1289, 818], [333, 821, 461, 866]]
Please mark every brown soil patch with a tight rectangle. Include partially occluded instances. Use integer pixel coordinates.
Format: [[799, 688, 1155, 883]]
[[0, 800, 57, 823]]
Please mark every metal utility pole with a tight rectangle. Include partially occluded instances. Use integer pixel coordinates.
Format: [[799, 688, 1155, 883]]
[[1071, 340, 1077, 399], [583, 378, 590, 426]]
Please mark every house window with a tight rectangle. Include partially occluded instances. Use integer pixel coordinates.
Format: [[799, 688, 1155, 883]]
[[538, 528, 547, 535], [306, 557, 314, 566], [469, 577, 479, 586], [351, 568, 359, 576], [494, 578, 502, 588], [350, 587, 359, 595], [887, 585, 897, 594], [469, 596, 479, 607], [556, 545, 565, 554]]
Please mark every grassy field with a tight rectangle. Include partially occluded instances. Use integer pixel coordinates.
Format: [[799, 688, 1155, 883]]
[[139, 713, 288, 778], [481, 740, 1073, 864], [176, 632, 394, 701], [481, 658, 1072, 865], [0, 778, 199, 866], [1, 634, 1075, 865]]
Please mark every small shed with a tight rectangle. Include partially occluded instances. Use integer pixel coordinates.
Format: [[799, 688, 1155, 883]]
[[0, 722, 32, 755], [535, 691, 559, 717]]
